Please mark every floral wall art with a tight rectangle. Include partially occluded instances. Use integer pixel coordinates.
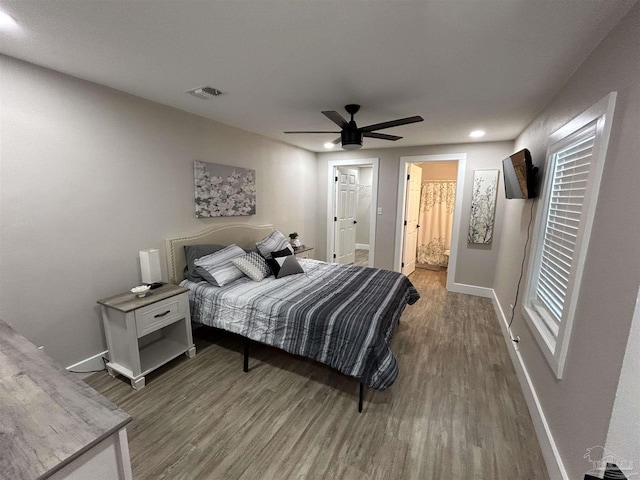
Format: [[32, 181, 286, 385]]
[[194, 160, 256, 217], [467, 169, 499, 244]]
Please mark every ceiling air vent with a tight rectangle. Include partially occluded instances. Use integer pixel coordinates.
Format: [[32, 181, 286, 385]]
[[187, 86, 224, 99]]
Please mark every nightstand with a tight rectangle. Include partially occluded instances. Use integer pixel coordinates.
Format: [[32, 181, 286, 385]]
[[98, 284, 195, 390], [293, 246, 314, 259]]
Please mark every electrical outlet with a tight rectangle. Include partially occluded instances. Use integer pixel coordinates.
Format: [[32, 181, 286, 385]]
[[377, 207, 383, 215]]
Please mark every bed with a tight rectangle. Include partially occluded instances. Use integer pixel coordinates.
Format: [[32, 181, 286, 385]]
[[166, 224, 419, 411]]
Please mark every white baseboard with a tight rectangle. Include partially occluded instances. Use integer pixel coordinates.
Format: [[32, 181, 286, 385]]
[[447, 282, 493, 298], [490, 290, 568, 480], [355, 243, 370, 251], [66, 350, 108, 378]]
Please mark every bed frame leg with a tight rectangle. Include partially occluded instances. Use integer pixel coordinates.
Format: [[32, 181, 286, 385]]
[[243, 342, 249, 372], [358, 382, 364, 413]]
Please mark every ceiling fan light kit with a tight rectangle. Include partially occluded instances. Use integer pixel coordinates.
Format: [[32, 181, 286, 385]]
[[285, 104, 423, 150]]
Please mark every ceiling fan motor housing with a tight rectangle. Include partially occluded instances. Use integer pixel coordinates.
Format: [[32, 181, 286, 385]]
[[341, 129, 363, 150]]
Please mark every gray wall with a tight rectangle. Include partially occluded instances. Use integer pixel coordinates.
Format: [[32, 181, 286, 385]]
[[492, 4, 640, 478], [317, 142, 513, 287], [0, 55, 317, 368]]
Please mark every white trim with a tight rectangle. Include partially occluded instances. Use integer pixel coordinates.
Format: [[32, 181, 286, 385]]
[[395, 153, 466, 294], [326, 158, 378, 267], [491, 290, 569, 480], [355, 243, 370, 251], [447, 282, 493, 298], [66, 350, 108, 377], [522, 92, 617, 379]]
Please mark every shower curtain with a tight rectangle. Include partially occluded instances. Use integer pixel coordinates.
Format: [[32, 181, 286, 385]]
[[416, 180, 456, 268]]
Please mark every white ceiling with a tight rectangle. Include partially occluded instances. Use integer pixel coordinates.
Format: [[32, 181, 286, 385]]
[[0, 0, 636, 152]]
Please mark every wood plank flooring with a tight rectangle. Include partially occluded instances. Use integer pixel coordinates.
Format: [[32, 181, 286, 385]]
[[354, 249, 369, 267], [85, 269, 549, 480]]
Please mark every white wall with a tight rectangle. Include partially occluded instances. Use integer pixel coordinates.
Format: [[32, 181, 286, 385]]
[[0, 55, 317, 368], [317, 142, 513, 287], [492, 4, 640, 478]]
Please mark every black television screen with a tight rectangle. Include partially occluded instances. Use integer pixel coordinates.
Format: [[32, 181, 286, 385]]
[[503, 148, 537, 199]]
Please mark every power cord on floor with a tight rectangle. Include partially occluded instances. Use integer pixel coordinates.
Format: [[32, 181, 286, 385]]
[[68, 356, 108, 374], [508, 199, 536, 343]]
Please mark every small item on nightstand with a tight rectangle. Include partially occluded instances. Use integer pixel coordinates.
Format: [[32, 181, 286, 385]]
[[130, 285, 151, 297], [146, 282, 164, 290], [289, 232, 302, 249]]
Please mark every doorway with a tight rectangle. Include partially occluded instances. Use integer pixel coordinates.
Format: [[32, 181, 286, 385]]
[[395, 154, 467, 291], [327, 158, 379, 267]]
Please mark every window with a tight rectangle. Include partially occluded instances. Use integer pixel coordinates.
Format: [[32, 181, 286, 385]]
[[523, 93, 616, 379]]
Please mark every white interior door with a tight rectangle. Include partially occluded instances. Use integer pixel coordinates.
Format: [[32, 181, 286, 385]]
[[402, 164, 422, 275], [335, 167, 358, 264]]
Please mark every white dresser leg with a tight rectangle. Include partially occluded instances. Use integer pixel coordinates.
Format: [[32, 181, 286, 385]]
[[131, 376, 145, 390]]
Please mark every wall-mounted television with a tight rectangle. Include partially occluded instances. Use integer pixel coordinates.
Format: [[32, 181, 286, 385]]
[[502, 148, 538, 199]]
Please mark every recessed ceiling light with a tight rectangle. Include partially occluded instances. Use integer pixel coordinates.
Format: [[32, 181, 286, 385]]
[[324, 142, 335, 149], [0, 9, 18, 29], [469, 130, 486, 138]]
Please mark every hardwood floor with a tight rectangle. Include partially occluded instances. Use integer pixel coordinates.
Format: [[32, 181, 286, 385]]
[[85, 269, 548, 480], [354, 249, 369, 267]]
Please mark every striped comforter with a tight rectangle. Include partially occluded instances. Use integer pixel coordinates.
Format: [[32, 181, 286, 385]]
[[182, 259, 419, 390]]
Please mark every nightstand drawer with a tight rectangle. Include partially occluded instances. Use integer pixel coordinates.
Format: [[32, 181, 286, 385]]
[[135, 295, 184, 337]]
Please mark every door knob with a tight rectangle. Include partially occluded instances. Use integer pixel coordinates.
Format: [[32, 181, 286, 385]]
[[353, 220, 358, 224]]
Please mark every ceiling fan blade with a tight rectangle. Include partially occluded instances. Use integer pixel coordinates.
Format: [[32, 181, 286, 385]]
[[322, 111, 350, 129], [331, 137, 341, 145], [359, 115, 424, 132], [283, 131, 341, 134], [363, 132, 402, 141]]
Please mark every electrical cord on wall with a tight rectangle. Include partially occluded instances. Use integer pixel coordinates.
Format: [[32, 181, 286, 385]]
[[508, 199, 536, 343]]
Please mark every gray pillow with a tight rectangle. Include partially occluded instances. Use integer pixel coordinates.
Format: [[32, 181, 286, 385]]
[[256, 230, 292, 259], [184, 244, 225, 282], [194, 244, 246, 286], [267, 253, 304, 279]]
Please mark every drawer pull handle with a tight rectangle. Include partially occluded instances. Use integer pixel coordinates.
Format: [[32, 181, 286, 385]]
[[154, 310, 171, 318]]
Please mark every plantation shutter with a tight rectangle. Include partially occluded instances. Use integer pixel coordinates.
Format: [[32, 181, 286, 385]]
[[533, 122, 597, 338]]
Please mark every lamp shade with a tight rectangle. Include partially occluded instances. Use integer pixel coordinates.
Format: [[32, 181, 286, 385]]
[[140, 249, 162, 284]]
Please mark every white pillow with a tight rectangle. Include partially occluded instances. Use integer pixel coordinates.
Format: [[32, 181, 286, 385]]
[[232, 251, 271, 282], [194, 244, 246, 286]]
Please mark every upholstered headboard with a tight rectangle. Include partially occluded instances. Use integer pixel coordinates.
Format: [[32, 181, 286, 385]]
[[165, 223, 274, 284]]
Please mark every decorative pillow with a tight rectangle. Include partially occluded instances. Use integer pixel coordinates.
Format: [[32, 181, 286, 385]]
[[194, 244, 246, 286], [256, 230, 292, 259], [232, 252, 271, 282], [271, 246, 294, 258], [267, 254, 304, 279], [184, 244, 225, 282]]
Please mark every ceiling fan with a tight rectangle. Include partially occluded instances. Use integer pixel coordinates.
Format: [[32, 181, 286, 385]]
[[284, 104, 424, 150]]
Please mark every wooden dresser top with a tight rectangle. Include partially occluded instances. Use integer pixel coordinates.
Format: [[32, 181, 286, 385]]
[[97, 283, 188, 312], [0, 319, 131, 479]]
